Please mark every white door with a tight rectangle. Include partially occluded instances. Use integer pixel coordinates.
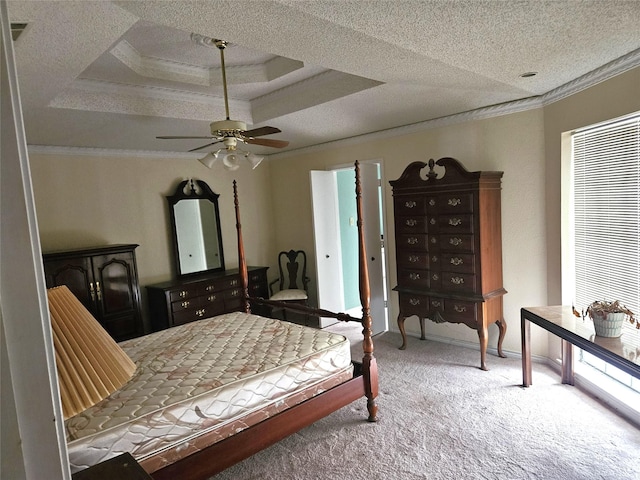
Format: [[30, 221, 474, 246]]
[[310, 165, 387, 334], [358, 163, 387, 335], [310, 170, 344, 327]]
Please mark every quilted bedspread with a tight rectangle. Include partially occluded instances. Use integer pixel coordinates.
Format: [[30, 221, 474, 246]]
[[65, 312, 352, 473]]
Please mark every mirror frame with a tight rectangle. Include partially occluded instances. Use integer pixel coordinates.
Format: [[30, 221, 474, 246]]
[[167, 179, 225, 277]]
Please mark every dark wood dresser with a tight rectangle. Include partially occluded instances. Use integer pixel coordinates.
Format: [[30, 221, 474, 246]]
[[43, 244, 144, 342], [146, 266, 269, 332], [389, 158, 507, 370]]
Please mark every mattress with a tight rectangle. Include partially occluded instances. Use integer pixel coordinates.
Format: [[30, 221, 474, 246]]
[[65, 312, 353, 473]]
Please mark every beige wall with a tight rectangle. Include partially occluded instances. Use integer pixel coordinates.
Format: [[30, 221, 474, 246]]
[[29, 153, 277, 330], [29, 65, 640, 359], [542, 67, 640, 360], [270, 109, 549, 357]]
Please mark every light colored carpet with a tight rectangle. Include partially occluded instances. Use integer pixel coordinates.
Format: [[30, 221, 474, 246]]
[[212, 330, 640, 480]]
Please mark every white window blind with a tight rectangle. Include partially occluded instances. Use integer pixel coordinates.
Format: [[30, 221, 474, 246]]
[[572, 115, 640, 312]]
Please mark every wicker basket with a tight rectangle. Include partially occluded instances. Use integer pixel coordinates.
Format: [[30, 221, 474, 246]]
[[592, 312, 626, 338]]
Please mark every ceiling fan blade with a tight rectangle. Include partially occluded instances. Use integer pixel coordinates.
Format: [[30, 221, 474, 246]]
[[157, 135, 214, 140], [241, 126, 282, 138], [245, 138, 290, 148], [188, 140, 223, 152]]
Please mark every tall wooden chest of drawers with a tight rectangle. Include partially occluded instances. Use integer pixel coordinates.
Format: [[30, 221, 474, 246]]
[[146, 266, 269, 332], [389, 158, 507, 370]]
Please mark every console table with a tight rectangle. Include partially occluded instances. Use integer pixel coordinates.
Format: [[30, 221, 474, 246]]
[[521, 306, 640, 387]]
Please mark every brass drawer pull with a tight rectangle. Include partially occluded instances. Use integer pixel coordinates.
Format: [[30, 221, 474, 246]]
[[409, 298, 420, 306], [450, 257, 463, 265], [408, 255, 420, 263], [407, 237, 418, 245], [205, 285, 215, 292], [405, 200, 417, 208], [432, 273, 439, 281], [453, 305, 467, 313], [431, 256, 438, 262], [429, 199, 436, 206], [431, 300, 441, 308], [179, 290, 188, 298], [181, 301, 190, 309], [409, 273, 420, 280], [450, 277, 464, 285], [429, 218, 436, 225], [207, 295, 217, 302], [449, 237, 462, 246], [195, 309, 205, 317], [230, 279, 239, 286], [430, 237, 437, 244], [448, 218, 462, 226], [448, 198, 461, 207], [406, 219, 417, 226], [230, 289, 241, 296]]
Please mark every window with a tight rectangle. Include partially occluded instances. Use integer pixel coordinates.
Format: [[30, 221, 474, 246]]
[[570, 112, 640, 395]]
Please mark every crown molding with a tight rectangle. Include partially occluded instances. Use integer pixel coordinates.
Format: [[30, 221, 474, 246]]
[[27, 145, 199, 159], [270, 49, 640, 160], [111, 39, 304, 87], [540, 47, 640, 105], [269, 96, 545, 160], [111, 40, 210, 86]]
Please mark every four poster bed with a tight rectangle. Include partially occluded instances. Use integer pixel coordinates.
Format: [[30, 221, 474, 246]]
[[58, 162, 378, 479]]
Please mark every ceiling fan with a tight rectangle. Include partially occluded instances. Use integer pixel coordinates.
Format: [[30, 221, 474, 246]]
[[157, 37, 289, 169]]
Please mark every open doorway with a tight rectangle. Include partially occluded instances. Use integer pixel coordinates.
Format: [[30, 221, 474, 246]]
[[310, 162, 388, 335]]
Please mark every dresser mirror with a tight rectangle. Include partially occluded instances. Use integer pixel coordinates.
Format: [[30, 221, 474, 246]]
[[167, 179, 225, 277]]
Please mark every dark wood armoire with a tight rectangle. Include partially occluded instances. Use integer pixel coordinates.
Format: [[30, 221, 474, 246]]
[[389, 157, 507, 370], [43, 244, 143, 342]]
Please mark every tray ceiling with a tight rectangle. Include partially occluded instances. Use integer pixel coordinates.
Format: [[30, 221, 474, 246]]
[[7, 1, 640, 158]]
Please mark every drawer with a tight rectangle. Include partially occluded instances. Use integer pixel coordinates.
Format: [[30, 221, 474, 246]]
[[444, 299, 478, 328], [201, 276, 241, 293], [172, 307, 203, 326], [435, 214, 474, 233], [248, 270, 268, 297], [397, 268, 431, 290], [441, 253, 475, 273], [441, 272, 476, 293], [438, 234, 474, 253], [395, 197, 427, 215], [223, 287, 244, 311], [427, 193, 473, 214], [396, 216, 429, 234], [249, 282, 267, 297], [168, 285, 199, 302], [398, 293, 429, 316], [171, 297, 202, 313], [397, 251, 430, 269], [398, 234, 430, 251]]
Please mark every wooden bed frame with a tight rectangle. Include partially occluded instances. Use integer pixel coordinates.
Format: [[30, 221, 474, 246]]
[[151, 161, 379, 480]]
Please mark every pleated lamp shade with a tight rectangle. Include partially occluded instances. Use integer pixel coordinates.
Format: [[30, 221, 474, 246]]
[[47, 285, 136, 419]]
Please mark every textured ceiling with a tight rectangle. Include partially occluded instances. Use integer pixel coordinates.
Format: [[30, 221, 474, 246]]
[[7, 0, 640, 159]]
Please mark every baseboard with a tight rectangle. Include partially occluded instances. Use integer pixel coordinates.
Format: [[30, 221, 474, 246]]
[[407, 330, 549, 364]]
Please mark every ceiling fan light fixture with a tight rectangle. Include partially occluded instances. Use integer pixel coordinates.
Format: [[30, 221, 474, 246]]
[[199, 150, 221, 168], [158, 36, 288, 160], [245, 152, 264, 169], [222, 152, 241, 171]]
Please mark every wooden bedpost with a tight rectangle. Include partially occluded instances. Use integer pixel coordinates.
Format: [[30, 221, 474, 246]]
[[233, 180, 250, 313], [355, 161, 379, 422]]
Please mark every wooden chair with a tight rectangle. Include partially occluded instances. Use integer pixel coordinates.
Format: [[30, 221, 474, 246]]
[[269, 250, 310, 321]]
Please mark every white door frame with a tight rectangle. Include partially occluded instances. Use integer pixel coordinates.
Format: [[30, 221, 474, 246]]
[[311, 159, 389, 334]]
